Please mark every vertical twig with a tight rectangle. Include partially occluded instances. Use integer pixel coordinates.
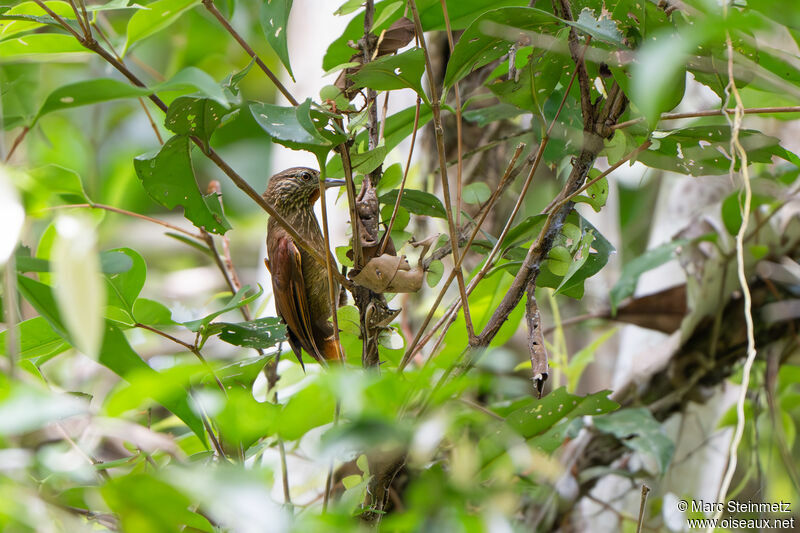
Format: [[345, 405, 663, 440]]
[[636, 484, 650, 533], [407, 0, 476, 340], [438, 0, 464, 227], [317, 174, 344, 362], [379, 96, 422, 255]]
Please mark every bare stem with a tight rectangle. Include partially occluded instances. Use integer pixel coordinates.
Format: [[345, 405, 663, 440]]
[[379, 96, 422, 256], [612, 105, 800, 130], [50, 203, 203, 240], [200, 0, 298, 106], [407, 0, 476, 340]]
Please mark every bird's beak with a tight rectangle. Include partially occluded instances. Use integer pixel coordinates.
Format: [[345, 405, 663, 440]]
[[324, 178, 346, 189]]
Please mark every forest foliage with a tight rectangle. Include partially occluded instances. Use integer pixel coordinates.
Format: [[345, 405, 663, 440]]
[[1, 0, 800, 531]]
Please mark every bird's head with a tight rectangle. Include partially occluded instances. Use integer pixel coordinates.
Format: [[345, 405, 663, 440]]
[[263, 167, 344, 213]]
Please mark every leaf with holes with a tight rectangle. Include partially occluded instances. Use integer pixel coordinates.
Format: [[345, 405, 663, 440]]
[[134, 136, 231, 234], [637, 126, 785, 176], [574, 174, 608, 212], [205, 317, 287, 349], [260, 0, 294, 80], [164, 96, 229, 148], [505, 387, 619, 439], [250, 99, 341, 157], [568, 8, 626, 48]]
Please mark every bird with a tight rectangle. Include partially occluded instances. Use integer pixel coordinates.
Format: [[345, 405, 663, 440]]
[[264, 167, 345, 368]]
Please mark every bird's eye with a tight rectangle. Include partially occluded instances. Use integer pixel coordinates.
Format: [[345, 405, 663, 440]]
[[301, 171, 313, 181]]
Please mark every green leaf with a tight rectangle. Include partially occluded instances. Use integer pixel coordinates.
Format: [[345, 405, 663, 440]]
[[105, 248, 147, 315], [349, 48, 428, 101], [259, 0, 294, 81], [99, 324, 207, 444], [183, 285, 264, 333], [638, 127, 785, 176], [631, 29, 695, 128], [444, 6, 558, 89], [0, 34, 88, 62], [379, 188, 446, 219], [35, 68, 228, 124], [0, 64, 39, 130], [537, 213, 615, 299], [462, 182, 491, 205], [134, 135, 232, 234], [0, 1, 74, 39], [608, 240, 688, 313], [350, 145, 387, 175], [426, 259, 443, 287], [720, 191, 773, 236], [215, 388, 278, 447], [278, 381, 335, 440], [554, 229, 594, 294], [462, 103, 525, 127], [16, 275, 68, 339], [593, 408, 675, 473], [16, 250, 132, 275], [123, 0, 201, 55], [574, 175, 608, 212], [164, 96, 229, 148], [323, 0, 529, 71], [205, 317, 287, 349], [505, 387, 618, 439], [569, 8, 626, 48], [132, 298, 176, 326], [250, 99, 340, 157], [546, 245, 571, 276], [0, 316, 70, 362]]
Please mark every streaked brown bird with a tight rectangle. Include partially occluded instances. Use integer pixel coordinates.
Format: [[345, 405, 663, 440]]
[[264, 167, 345, 368]]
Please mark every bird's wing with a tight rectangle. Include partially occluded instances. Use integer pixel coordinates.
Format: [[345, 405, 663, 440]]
[[269, 235, 325, 367]]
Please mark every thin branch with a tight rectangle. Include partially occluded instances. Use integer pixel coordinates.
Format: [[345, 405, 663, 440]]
[[438, 0, 464, 227], [407, 0, 476, 340], [379, 96, 422, 255], [399, 144, 525, 369], [317, 173, 344, 362], [135, 322, 226, 394], [3, 126, 28, 163], [32, 0, 84, 41], [200, 0, 298, 106], [611, 106, 800, 131], [636, 485, 650, 533], [66, 0, 90, 38], [335, 124, 363, 267], [556, 0, 594, 126], [49, 203, 203, 240]]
